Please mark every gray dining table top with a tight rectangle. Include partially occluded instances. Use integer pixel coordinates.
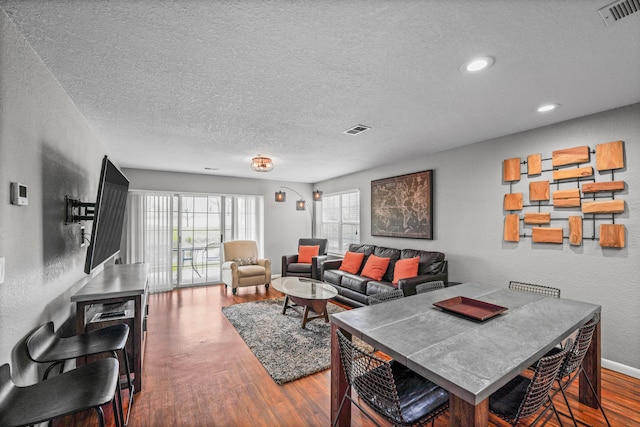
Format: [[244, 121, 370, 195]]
[[330, 281, 600, 405]]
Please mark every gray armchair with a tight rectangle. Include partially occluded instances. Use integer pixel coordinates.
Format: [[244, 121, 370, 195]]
[[281, 238, 328, 280], [222, 240, 271, 295]]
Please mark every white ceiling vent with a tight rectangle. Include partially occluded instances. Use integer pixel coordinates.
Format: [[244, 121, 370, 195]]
[[598, 0, 640, 25], [343, 124, 370, 135]]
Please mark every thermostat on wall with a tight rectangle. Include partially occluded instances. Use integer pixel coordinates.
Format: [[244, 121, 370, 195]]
[[10, 182, 28, 206]]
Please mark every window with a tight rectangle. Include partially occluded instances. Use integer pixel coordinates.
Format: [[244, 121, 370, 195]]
[[320, 190, 360, 255]]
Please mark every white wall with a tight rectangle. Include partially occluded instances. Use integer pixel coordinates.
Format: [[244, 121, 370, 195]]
[[317, 103, 640, 373], [122, 168, 315, 275], [0, 11, 111, 381]]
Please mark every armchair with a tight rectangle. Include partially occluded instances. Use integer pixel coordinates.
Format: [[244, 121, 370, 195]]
[[281, 238, 328, 280], [222, 240, 271, 295]]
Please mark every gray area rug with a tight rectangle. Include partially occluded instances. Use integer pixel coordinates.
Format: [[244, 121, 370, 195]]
[[221, 297, 345, 385]]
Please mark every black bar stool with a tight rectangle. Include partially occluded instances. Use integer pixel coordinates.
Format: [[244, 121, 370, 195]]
[[0, 358, 120, 427], [26, 322, 133, 426]]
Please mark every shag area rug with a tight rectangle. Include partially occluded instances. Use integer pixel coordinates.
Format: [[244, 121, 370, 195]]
[[221, 297, 345, 385]]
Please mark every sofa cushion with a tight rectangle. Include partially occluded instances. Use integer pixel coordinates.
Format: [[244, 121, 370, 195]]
[[339, 251, 365, 274], [340, 274, 371, 294], [366, 281, 397, 295], [298, 245, 319, 263], [287, 263, 312, 274], [401, 249, 445, 275], [324, 269, 346, 286], [393, 256, 420, 284], [361, 254, 391, 281]]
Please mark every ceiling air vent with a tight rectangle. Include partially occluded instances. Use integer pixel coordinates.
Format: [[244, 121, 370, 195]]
[[343, 124, 370, 135], [598, 0, 640, 25]]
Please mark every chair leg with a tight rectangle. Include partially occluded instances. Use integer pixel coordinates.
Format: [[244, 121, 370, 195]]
[[558, 384, 579, 427], [579, 368, 612, 427], [94, 406, 105, 427], [122, 348, 134, 425]]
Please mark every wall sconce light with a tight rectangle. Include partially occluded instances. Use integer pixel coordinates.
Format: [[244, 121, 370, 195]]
[[250, 155, 274, 172]]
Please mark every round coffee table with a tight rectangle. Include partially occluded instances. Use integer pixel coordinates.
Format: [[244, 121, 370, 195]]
[[271, 277, 338, 329]]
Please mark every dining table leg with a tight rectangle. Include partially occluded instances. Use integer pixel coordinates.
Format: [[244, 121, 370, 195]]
[[449, 394, 488, 427], [331, 323, 351, 426], [580, 320, 602, 408]]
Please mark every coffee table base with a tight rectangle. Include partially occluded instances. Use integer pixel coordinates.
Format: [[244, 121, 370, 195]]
[[282, 295, 330, 329]]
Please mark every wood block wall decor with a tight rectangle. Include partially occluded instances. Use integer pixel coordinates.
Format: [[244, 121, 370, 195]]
[[501, 141, 626, 249], [552, 146, 590, 167], [524, 213, 551, 224], [504, 214, 520, 242], [531, 227, 563, 243], [599, 224, 625, 247], [553, 189, 581, 208], [553, 166, 593, 181], [504, 193, 523, 211], [596, 141, 624, 171], [568, 216, 583, 246], [527, 154, 542, 176], [503, 158, 521, 182], [582, 181, 625, 193], [529, 180, 549, 201], [582, 200, 625, 214]]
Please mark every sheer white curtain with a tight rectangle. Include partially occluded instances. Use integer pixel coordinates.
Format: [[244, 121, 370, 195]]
[[122, 192, 174, 293]]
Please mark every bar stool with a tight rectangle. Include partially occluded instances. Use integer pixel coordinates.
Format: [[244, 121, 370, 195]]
[[26, 321, 133, 426], [0, 358, 120, 427]]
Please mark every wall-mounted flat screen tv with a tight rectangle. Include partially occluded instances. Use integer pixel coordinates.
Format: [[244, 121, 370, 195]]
[[84, 156, 129, 274]]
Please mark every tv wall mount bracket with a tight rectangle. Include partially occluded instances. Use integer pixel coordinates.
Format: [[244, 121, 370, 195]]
[[65, 196, 95, 224]]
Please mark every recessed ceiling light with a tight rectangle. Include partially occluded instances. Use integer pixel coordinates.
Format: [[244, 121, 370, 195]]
[[461, 56, 495, 73], [204, 167, 219, 171], [537, 103, 559, 113]]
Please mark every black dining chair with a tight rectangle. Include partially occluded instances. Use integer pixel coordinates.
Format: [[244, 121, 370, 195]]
[[508, 281, 561, 298], [367, 288, 404, 305], [416, 280, 445, 294], [489, 345, 571, 426], [26, 321, 132, 426], [0, 358, 121, 427], [333, 329, 449, 427], [547, 313, 610, 427]]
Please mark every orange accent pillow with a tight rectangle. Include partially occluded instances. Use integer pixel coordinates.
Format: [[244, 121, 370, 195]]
[[339, 251, 365, 274], [393, 257, 420, 284], [361, 254, 391, 281], [298, 245, 320, 264]]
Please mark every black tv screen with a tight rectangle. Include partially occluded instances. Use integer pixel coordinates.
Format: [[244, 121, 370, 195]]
[[84, 156, 130, 274]]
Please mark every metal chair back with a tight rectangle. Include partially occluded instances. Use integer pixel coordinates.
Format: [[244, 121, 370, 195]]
[[367, 289, 404, 305], [509, 281, 561, 298], [416, 280, 445, 294]]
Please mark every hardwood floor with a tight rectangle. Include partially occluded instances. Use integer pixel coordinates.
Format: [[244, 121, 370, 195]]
[[55, 284, 639, 426]]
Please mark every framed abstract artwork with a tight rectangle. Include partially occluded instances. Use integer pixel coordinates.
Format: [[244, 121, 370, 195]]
[[371, 169, 433, 239]]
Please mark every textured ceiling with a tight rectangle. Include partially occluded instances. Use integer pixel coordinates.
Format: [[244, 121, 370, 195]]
[[2, 1, 639, 183]]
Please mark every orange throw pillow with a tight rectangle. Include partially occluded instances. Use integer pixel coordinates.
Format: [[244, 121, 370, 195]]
[[361, 254, 391, 281], [393, 257, 420, 284], [339, 251, 365, 274], [298, 245, 320, 264]]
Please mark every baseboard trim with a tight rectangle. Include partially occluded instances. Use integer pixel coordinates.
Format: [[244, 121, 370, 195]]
[[602, 358, 640, 379]]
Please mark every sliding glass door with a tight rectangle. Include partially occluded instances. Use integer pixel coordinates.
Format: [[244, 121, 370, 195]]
[[174, 195, 223, 287]]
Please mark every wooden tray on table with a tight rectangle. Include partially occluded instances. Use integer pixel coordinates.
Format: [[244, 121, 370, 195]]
[[433, 296, 508, 321]]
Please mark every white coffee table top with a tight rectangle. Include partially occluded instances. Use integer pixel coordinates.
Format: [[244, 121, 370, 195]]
[[272, 277, 338, 300]]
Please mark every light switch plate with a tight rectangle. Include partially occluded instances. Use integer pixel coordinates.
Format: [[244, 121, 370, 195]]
[[0, 257, 5, 284]]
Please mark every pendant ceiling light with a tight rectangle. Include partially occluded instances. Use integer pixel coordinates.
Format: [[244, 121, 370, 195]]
[[251, 155, 274, 172]]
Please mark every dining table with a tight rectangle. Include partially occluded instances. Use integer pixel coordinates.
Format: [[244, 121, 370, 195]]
[[329, 282, 601, 427]]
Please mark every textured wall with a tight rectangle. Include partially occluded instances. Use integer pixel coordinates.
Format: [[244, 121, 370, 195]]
[[317, 103, 640, 373], [0, 11, 109, 381]]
